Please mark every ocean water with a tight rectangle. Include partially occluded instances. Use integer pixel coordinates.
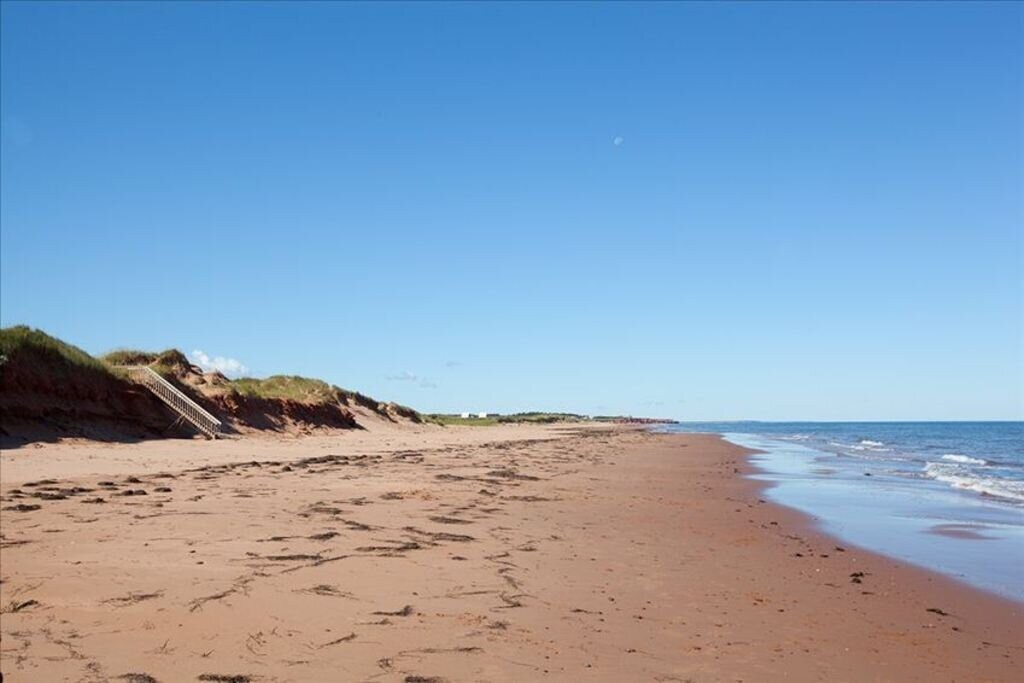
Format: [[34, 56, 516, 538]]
[[659, 422, 1024, 602]]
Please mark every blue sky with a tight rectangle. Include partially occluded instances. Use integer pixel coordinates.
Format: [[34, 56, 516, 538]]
[[2, 1, 1021, 420]]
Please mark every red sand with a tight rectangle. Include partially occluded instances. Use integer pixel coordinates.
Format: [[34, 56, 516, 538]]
[[1, 427, 1020, 681]]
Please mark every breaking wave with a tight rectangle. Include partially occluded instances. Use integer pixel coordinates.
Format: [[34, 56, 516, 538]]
[[923, 462, 1024, 503], [941, 454, 987, 466]]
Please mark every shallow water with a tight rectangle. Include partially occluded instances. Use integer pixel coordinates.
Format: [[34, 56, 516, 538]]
[[661, 422, 1024, 602]]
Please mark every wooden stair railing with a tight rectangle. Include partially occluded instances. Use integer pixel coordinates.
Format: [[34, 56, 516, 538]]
[[117, 365, 222, 439]]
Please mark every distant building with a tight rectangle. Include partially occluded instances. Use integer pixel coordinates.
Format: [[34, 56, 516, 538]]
[[460, 412, 471, 419], [477, 412, 488, 419]]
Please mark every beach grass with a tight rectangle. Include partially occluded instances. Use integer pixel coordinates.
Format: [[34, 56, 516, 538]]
[[0, 325, 113, 377], [100, 349, 160, 366], [231, 375, 339, 402]]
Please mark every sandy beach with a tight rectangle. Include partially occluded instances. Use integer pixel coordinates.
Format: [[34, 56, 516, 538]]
[[1, 426, 1021, 682], [3, 1, 1021, 680]]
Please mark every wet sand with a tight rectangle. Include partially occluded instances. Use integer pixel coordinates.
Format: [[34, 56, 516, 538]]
[[1, 427, 1021, 681]]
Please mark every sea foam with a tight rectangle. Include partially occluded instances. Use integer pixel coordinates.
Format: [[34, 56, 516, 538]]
[[924, 462, 1024, 503], [941, 454, 987, 466]]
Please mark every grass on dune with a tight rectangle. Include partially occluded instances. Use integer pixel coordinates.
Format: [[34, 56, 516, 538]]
[[100, 351, 353, 405], [230, 375, 339, 402], [228, 377, 420, 418], [0, 325, 113, 377], [100, 349, 196, 381], [104, 349, 371, 407], [100, 349, 160, 366], [3, 327, 424, 418]]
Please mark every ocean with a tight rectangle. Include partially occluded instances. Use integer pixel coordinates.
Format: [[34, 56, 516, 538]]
[[659, 422, 1024, 601]]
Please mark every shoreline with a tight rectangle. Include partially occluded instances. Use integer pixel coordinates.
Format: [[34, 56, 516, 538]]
[[1, 427, 1021, 680], [729, 434, 1024, 606], [714, 428, 1024, 603]]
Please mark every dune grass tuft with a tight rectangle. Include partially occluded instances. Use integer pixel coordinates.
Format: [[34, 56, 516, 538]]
[[0, 325, 114, 380]]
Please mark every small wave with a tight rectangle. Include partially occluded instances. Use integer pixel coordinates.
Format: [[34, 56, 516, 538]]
[[828, 440, 869, 451], [923, 462, 1024, 503], [941, 454, 987, 466], [830, 440, 892, 454], [779, 434, 811, 441], [860, 439, 885, 447]]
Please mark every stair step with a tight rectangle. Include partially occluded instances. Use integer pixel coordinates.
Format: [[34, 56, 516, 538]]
[[116, 366, 222, 439]]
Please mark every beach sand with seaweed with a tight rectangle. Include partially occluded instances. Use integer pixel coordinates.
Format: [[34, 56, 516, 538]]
[[2, 426, 1020, 681]]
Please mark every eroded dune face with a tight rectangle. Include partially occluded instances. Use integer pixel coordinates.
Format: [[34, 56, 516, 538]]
[[128, 351, 422, 436], [0, 329, 420, 446], [0, 344, 184, 444]]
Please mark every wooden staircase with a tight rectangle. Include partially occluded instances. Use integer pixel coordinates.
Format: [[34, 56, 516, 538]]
[[118, 365, 222, 439]]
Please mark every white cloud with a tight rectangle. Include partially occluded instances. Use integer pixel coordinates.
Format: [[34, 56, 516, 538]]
[[613, 136, 624, 146], [386, 371, 419, 382], [420, 380, 438, 389], [190, 349, 249, 377]]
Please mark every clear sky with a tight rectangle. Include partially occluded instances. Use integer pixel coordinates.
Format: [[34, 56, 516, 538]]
[[2, 1, 1021, 420]]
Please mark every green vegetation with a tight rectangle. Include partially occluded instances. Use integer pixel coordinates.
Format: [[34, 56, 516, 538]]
[[1, 329, 663, 428], [423, 412, 590, 426], [7, 333, 386, 411], [420, 412, 678, 426], [230, 377, 416, 420], [496, 412, 587, 424], [337, 388, 382, 410], [100, 349, 193, 379], [0, 325, 114, 378], [102, 346, 388, 411], [423, 414, 501, 426], [2, 326, 428, 434], [231, 375, 339, 402], [100, 349, 159, 366]]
